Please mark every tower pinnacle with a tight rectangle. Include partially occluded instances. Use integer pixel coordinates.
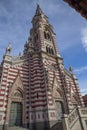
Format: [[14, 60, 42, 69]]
[[35, 4, 43, 16]]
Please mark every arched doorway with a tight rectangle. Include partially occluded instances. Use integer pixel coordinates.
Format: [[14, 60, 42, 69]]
[[52, 79, 64, 120], [6, 89, 24, 128], [9, 102, 22, 127]]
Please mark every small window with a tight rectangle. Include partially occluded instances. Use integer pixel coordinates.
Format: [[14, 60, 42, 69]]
[[36, 34, 38, 40], [85, 120, 87, 127], [44, 32, 47, 39], [38, 114, 40, 119], [46, 46, 49, 53], [44, 31, 51, 41], [47, 33, 50, 40], [46, 46, 54, 55], [49, 47, 51, 54], [51, 48, 54, 54], [31, 115, 33, 120]]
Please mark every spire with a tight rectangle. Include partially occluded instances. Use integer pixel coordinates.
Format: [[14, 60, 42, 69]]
[[35, 4, 44, 16], [32, 4, 48, 24]]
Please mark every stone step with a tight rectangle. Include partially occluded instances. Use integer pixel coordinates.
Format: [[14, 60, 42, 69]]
[[7, 126, 29, 130]]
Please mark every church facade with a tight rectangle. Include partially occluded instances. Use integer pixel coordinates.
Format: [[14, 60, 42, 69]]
[[0, 5, 87, 130]]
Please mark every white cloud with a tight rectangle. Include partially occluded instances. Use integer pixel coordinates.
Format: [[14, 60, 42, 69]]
[[36, 0, 64, 16], [80, 82, 87, 95], [81, 27, 87, 52], [74, 66, 87, 95], [74, 66, 87, 74], [81, 89, 87, 95]]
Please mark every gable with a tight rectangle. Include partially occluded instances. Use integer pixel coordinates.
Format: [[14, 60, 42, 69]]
[[9, 74, 24, 97], [52, 77, 62, 98]]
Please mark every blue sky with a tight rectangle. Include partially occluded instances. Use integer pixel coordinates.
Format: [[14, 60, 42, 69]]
[[0, 0, 87, 94]]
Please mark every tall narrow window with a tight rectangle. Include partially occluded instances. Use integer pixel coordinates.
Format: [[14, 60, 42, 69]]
[[51, 48, 54, 55], [44, 32, 47, 39], [44, 31, 51, 41], [46, 46, 48, 53], [49, 47, 51, 54]]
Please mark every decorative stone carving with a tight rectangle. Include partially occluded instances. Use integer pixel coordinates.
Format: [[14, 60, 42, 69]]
[[81, 110, 87, 115], [68, 109, 78, 126], [14, 90, 23, 98], [53, 77, 62, 98], [9, 74, 24, 99]]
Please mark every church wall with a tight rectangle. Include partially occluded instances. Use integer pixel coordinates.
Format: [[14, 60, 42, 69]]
[[0, 61, 31, 128]]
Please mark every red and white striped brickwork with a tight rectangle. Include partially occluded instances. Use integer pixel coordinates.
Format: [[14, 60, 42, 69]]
[[28, 53, 57, 123], [0, 60, 30, 125], [0, 5, 85, 129]]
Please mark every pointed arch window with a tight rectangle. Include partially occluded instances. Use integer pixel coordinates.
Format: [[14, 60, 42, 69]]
[[46, 46, 49, 53], [46, 46, 54, 55], [49, 47, 51, 54], [44, 32, 47, 39], [44, 31, 51, 41], [47, 33, 51, 40], [51, 48, 54, 55]]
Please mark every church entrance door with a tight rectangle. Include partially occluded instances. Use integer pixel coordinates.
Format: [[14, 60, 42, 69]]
[[9, 102, 22, 127]]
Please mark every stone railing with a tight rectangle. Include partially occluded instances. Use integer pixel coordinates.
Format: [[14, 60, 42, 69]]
[[62, 107, 79, 130], [62, 106, 87, 130], [67, 107, 78, 127], [80, 108, 87, 115]]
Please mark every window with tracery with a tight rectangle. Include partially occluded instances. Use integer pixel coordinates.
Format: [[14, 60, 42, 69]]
[[44, 31, 51, 41], [46, 46, 54, 55]]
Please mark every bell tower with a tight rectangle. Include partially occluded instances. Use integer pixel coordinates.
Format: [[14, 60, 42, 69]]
[[22, 5, 84, 130], [23, 4, 66, 130], [24, 4, 61, 58]]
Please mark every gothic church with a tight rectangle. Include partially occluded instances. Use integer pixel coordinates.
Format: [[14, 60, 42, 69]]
[[0, 5, 87, 130]]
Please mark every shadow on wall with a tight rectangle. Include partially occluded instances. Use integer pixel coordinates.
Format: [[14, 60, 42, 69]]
[[50, 121, 63, 130]]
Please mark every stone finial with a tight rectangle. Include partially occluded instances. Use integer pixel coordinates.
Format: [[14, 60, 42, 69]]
[[69, 66, 73, 72], [5, 43, 12, 55]]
